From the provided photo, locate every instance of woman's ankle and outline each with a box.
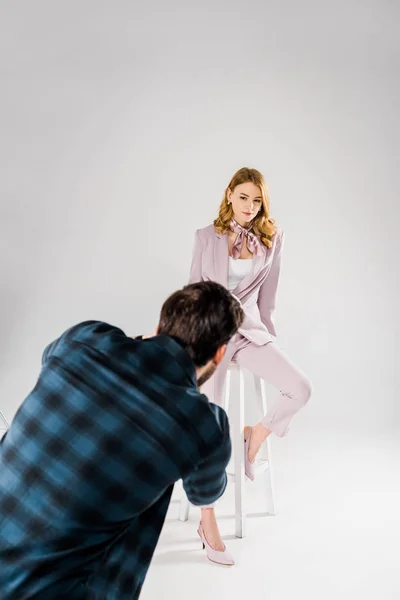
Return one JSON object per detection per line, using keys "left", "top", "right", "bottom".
{"left": 201, "top": 507, "right": 215, "bottom": 521}
{"left": 254, "top": 422, "right": 271, "bottom": 440}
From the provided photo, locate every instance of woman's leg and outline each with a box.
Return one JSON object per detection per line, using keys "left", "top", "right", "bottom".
{"left": 237, "top": 341, "right": 313, "bottom": 461}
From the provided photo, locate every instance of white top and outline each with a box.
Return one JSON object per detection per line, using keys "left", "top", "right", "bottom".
{"left": 227, "top": 256, "right": 253, "bottom": 291}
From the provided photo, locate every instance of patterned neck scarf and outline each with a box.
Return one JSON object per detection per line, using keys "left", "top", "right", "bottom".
{"left": 229, "top": 218, "right": 264, "bottom": 259}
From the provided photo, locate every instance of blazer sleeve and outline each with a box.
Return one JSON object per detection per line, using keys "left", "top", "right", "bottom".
{"left": 257, "top": 229, "right": 285, "bottom": 337}
{"left": 188, "top": 229, "right": 204, "bottom": 284}
{"left": 181, "top": 405, "right": 231, "bottom": 506}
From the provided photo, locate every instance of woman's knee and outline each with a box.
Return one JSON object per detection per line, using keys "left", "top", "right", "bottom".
{"left": 285, "top": 373, "right": 312, "bottom": 407}
{"left": 298, "top": 374, "right": 313, "bottom": 406}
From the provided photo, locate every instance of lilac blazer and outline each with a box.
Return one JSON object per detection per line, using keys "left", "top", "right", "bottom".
{"left": 189, "top": 224, "right": 285, "bottom": 346}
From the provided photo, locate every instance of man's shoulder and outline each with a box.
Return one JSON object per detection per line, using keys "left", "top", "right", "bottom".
{"left": 72, "top": 320, "right": 125, "bottom": 337}
{"left": 59, "top": 321, "right": 129, "bottom": 354}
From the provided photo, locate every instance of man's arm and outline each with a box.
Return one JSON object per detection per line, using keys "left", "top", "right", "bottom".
{"left": 182, "top": 406, "right": 231, "bottom": 506}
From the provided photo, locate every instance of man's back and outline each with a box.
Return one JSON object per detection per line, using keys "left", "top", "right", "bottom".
{"left": 0, "top": 321, "right": 230, "bottom": 599}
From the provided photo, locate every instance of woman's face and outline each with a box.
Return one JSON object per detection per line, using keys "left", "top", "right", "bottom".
{"left": 227, "top": 182, "right": 263, "bottom": 227}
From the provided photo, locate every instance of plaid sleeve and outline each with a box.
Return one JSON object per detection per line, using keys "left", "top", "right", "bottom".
{"left": 41, "top": 321, "right": 108, "bottom": 366}
{"left": 41, "top": 325, "right": 76, "bottom": 365}
{"left": 182, "top": 406, "right": 231, "bottom": 506}
{"left": 41, "top": 335, "right": 63, "bottom": 366}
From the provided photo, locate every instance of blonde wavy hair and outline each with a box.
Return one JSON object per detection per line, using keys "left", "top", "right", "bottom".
{"left": 213, "top": 167, "right": 277, "bottom": 248}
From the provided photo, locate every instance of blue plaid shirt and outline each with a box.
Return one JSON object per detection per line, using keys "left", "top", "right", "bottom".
{"left": 0, "top": 321, "right": 231, "bottom": 599}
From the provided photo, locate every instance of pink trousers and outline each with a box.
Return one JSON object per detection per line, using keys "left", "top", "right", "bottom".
{"left": 201, "top": 334, "right": 312, "bottom": 438}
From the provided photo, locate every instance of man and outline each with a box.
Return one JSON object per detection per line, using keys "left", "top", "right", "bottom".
{"left": 0, "top": 281, "right": 244, "bottom": 599}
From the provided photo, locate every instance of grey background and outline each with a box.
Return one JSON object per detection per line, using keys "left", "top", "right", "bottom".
{"left": 0, "top": 0, "right": 399, "bottom": 438}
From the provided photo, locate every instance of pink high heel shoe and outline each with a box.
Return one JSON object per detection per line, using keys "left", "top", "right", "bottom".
{"left": 197, "top": 522, "right": 234, "bottom": 566}
{"left": 244, "top": 426, "right": 256, "bottom": 481}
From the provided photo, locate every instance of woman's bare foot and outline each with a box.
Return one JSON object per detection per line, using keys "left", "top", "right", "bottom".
{"left": 244, "top": 423, "right": 271, "bottom": 464}
{"left": 200, "top": 508, "right": 225, "bottom": 551}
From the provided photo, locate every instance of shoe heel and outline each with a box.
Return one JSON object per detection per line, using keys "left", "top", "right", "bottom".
{"left": 197, "top": 529, "right": 205, "bottom": 549}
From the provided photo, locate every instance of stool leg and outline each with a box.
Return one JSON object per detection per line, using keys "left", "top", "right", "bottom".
{"left": 253, "top": 375, "right": 276, "bottom": 516}
{"left": 253, "top": 374, "right": 267, "bottom": 461}
{"left": 264, "top": 437, "right": 276, "bottom": 516}
{"left": 178, "top": 490, "right": 190, "bottom": 522}
{"left": 223, "top": 368, "right": 231, "bottom": 413}
{"left": 232, "top": 366, "right": 246, "bottom": 538}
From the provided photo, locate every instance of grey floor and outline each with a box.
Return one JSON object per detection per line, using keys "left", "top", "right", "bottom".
{"left": 142, "top": 430, "right": 399, "bottom": 600}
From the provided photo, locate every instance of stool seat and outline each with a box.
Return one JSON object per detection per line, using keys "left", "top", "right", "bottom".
{"left": 178, "top": 362, "right": 276, "bottom": 538}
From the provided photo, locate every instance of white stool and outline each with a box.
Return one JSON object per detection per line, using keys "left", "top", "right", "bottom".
{"left": 178, "top": 362, "right": 276, "bottom": 538}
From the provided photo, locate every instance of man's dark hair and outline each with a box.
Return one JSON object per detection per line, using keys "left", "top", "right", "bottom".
{"left": 158, "top": 281, "right": 245, "bottom": 367}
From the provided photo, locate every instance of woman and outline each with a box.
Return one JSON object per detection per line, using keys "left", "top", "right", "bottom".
{"left": 189, "top": 167, "right": 312, "bottom": 565}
